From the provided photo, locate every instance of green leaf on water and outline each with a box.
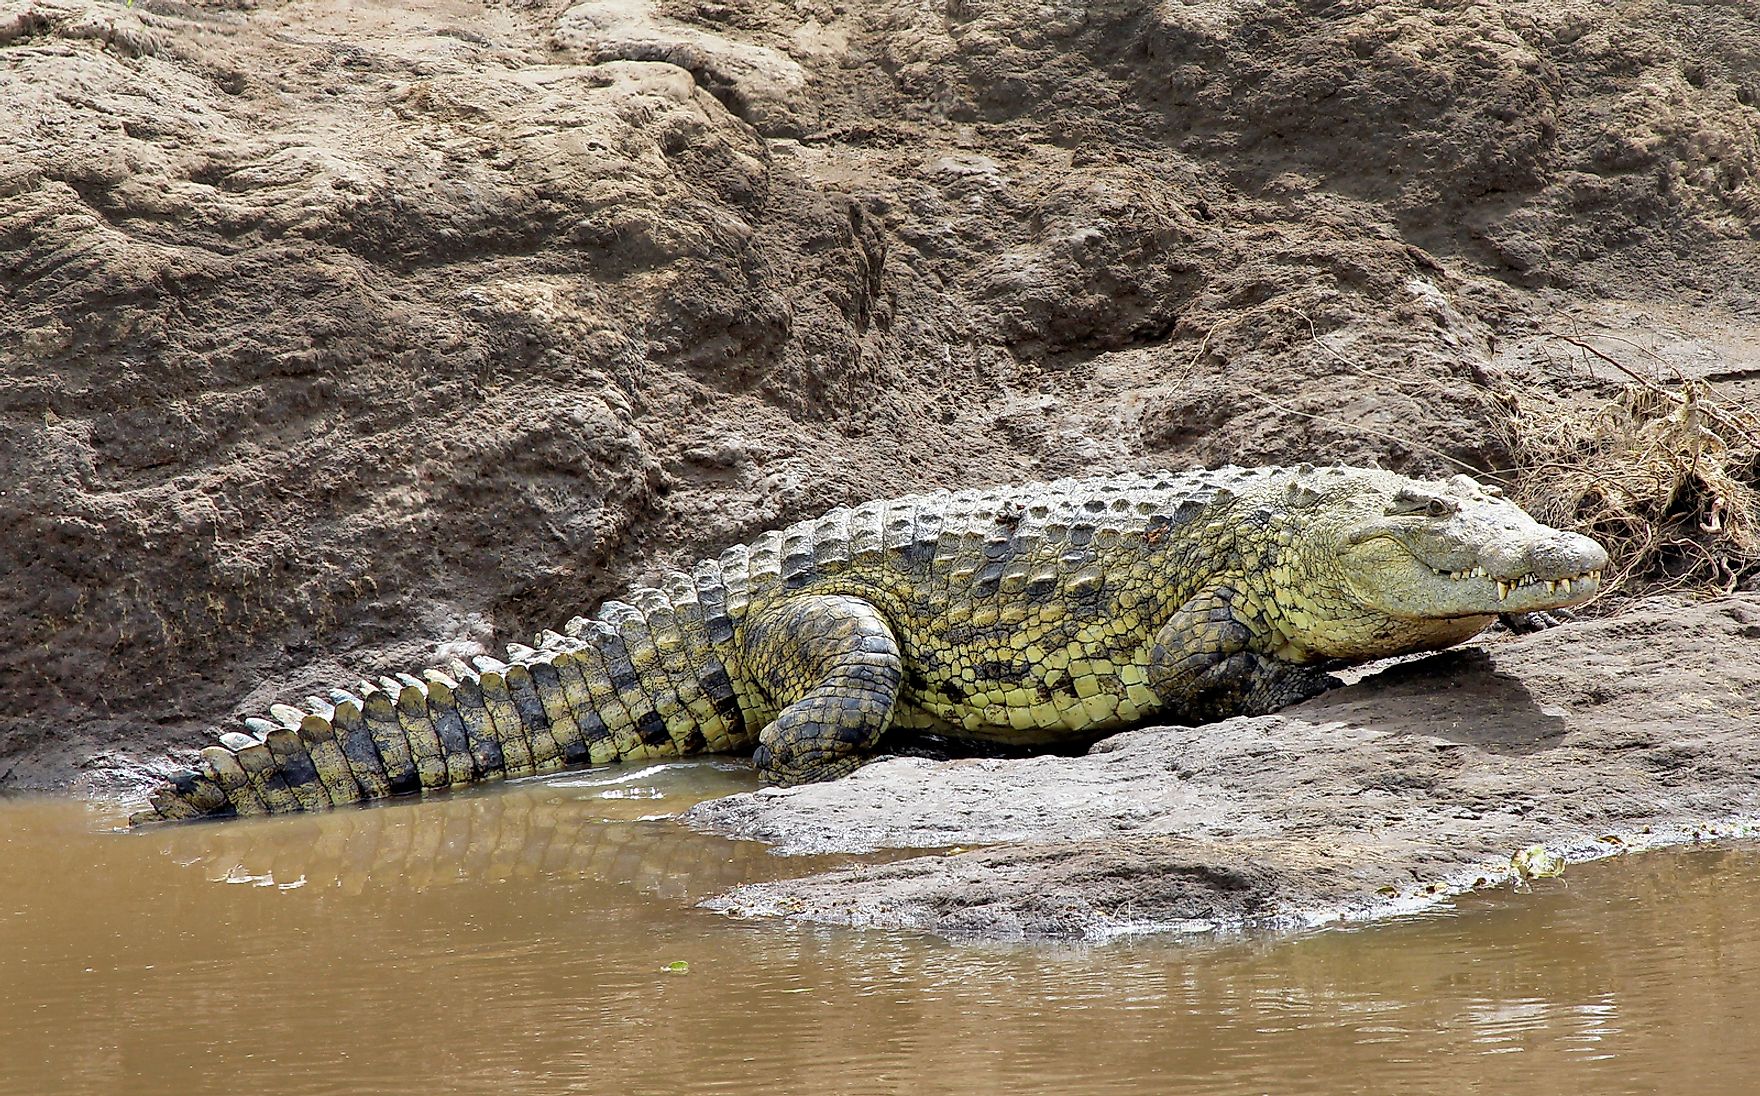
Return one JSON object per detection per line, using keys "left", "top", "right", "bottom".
{"left": 662, "top": 960, "right": 689, "bottom": 974}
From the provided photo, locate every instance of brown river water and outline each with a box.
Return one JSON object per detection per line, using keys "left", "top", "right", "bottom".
{"left": 4, "top": 761, "right": 1758, "bottom": 1095}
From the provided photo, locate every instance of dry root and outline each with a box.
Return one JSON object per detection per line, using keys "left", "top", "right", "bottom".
{"left": 1506, "top": 368, "right": 1760, "bottom": 600}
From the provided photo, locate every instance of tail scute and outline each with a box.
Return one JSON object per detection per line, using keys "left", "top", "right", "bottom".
{"left": 411, "top": 672, "right": 478, "bottom": 786}
{"left": 386, "top": 674, "right": 450, "bottom": 791}
{"left": 439, "top": 670, "right": 507, "bottom": 780}
{"left": 358, "top": 682, "right": 421, "bottom": 794}
{"left": 132, "top": 577, "right": 740, "bottom": 825}
{"left": 199, "top": 745, "right": 266, "bottom": 816}
{"left": 273, "top": 702, "right": 362, "bottom": 806}
{"left": 252, "top": 716, "right": 330, "bottom": 812}
{"left": 471, "top": 657, "right": 539, "bottom": 777}
{"left": 325, "top": 689, "right": 394, "bottom": 799}
{"left": 220, "top": 729, "right": 302, "bottom": 815}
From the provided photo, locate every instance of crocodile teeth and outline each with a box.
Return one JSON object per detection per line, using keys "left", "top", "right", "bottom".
{"left": 1474, "top": 566, "right": 1486, "bottom": 578}
{"left": 1559, "top": 577, "right": 1571, "bottom": 595}
{"left": 1497, "top": 580, "right": 1511, "bottom": 601}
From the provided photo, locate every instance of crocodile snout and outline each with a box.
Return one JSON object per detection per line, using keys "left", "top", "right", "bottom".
{"left": 1529, "top": 531, "right": 1609, "bottom": 580}
{"left": 1477, "top": 528, "right": 1607, "bottom": 583}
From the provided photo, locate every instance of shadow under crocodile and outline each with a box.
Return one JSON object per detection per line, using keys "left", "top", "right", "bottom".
{"left": 1316, "top": 647, "right": 1570, "bottom": 756}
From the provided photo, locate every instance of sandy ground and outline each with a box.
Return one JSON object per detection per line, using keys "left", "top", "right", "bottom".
{"left": 4, "top": 0, "right": 1758, "bottom": 934}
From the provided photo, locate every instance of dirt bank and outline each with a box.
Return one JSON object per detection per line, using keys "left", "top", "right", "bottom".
{"left": 692, "top": 595, "right": 1760, "bottom": 938}
{"left": 4, "top": 0, "right": 1758, "bottom": 921}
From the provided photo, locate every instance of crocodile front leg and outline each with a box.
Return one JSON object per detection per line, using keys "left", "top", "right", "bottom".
{"left": 1146, "top": 586, "right": 1337, "bottom": 723}
{"left": 743, "top": 594, "right": 904, "bottom": 786}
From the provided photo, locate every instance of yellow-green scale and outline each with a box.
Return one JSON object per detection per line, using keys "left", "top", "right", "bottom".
{"left": 755, "top": 479, "right": 1253, "bottom": 748}
{"left": 656, "top": 575, "right": 740, "bottom": 753}
{"left": 556, "top": 624, "right": 645, "bottom": 763}
{"left": 689, "top": 563, "right": 753, "bottom": 754}
{"left": 472, "top": 666, "right": 537, "bottom": 777}
{"left": 627, "top": 586, "right": 714, "bottom": 756}
{"left": 715, "top": 543, "right": 779, "bottom": 740}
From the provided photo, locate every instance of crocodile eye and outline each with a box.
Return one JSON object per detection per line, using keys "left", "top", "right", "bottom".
{"left": 1388, "top": 488, "right": 1454, "bottom": 517}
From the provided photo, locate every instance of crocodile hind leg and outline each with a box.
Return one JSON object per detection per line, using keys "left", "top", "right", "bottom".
{"left": 743, "top": 594, "right": 903, "bottom": 786}
{"left": 1147, "top": 586, "right": 1337, "bottom": 723}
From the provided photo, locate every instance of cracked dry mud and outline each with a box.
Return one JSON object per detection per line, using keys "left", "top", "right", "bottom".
{"left": 5, "top": 0, "right": 1759, "bottom": 937}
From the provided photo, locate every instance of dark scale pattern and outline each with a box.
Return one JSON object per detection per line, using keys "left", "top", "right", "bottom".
{"left": 134, "top": 467, "right": 1611, "bottom": 820}
{"left": 446, "top": 674, "right": 507, "bottom": 779}
{"left": 548, "top": 635, "right": 633, "bottom": 763}
{"left": 386, "top": 674, "right": 449, "bottom": 791}
{"left": 507, "top": 643, "right": 581, "bottom": 762}
{"left": 358, "top": 685, "right": 421, "bottom": 794}
{"left": 501, "top": 664, "right": 565, "bottom": 771}
{"left": 217, "top": 730, "right": 296, "bottom": 813}
{"left": 595, "top": 602, "right": 683, "bottom": 758}
{"left": 327, "top": 690, "right": 393, "bottom": 798}
{"left": 419, "top": 674, "right": 479, "bottom": 785}
{"left": 687, "top": 564, "right": 748, "bottom": 750}
{"left": 284, "top": 703, "right": 360, "bottom": 806}
{"left": 693, "top": 562, "right": 737, "bottom": 645}
{"left": 654, "top": 575, "right": 741, "bottom": 752}
{"left": 626, "top": 586, "right": 712, "bottom": 755}
{"left": 256, "top": 719, "right": 329, "bottom": 809}
{"left": 551, "top": 651, "right": 615, "bottom": 761}
{"left": 198, "top": 746, "right": 264, "bottom": 816}
{"left": 471, "top": 661, "right": 539, "bottom": 776}
{"left": 525, "top": 661, "right": 592, "bottom": 765}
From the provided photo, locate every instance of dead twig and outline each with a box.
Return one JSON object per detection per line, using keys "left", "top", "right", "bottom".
{"left": 1503, "top": 338, "right": 1760, "bottom": 601}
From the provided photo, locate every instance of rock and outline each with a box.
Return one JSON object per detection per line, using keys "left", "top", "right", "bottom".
{"left": 552, "top": 1, "right": 811, "bottom": 137}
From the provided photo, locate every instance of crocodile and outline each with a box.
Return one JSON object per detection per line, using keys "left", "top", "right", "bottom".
{"left": 131, "top": 464, "right": 1608, "bottom": 824}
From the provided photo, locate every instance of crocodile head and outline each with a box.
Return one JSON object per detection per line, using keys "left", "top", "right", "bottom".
{"left": 1280, "top": 467, "right": 1608, "bottom": 660}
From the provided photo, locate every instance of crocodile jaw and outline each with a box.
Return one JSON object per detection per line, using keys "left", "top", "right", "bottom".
{"left": 1333, "top": 480, "right": 1610, "bottom": 621}
{"left": 1400, "top": 552, "right": 1612, "bottom": 612}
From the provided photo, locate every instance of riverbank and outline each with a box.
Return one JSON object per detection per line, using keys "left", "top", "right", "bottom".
{"left": 5, "top": 0, "right": 1758, "bottom": 937}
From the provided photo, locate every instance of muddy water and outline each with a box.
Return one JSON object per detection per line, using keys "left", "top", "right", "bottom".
{"left": 4, "top": 763, "right": 1759, "bottom": 1096}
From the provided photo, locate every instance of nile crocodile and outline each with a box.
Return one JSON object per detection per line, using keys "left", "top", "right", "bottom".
{"left": 131, "top": 465, "right": 1608, "bottom": 823}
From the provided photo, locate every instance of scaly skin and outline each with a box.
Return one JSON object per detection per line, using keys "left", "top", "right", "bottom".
{"left": 132, "top": 465, "right": 1608, "bottom": 823}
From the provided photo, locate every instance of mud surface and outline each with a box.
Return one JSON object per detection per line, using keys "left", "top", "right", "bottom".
{"left": 4, "top": 0, "right": 1758, "bottom": 930}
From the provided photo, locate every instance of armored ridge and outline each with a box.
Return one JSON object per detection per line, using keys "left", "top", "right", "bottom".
{"left": 131, "top": 465, "right": 1609, "bottom": 824}
{"left": 133, "top": 564, "right": 759, "bottom": 823}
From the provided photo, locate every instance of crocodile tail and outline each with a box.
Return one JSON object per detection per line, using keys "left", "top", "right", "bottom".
{"left": 129, "top": 567, "right": 751, "bottom": 824}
